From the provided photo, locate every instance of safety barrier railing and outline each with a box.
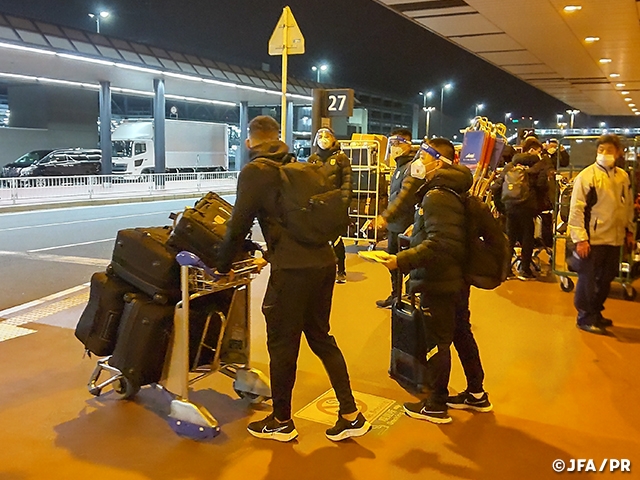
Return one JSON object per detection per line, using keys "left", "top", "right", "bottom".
{"left": 0, "top": 171, "right": 239, "bottom": 207}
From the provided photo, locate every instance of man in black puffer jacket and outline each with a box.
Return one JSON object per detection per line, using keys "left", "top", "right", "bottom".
{"left": 491, "top": 137, "right": 548, "bottom": 280}
{"left": 217, "top": 116, "right": 370, "bottom": 442}
{"left": 375, "top": 128, "right": 416, "bottom": 308}
{"left": 308, "top": 127, "right": 352, "bottom": 284}
{"left": 382, "top": 138, "right": 492, "bottom": 424}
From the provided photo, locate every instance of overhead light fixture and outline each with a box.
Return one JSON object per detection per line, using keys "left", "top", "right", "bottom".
{"left": 636, "top": 112, "right": 640, "bottom": 115}
{"left": 625, "top": 98, "right": 632, "bottom": 101}
{"left": 629, "top": 103, "right": 636, "bottom": 107}
{"left": 599, "top": 58, "right": 612, "bottom": 63}
{"left": 585, "top": 36, "right": 600, "bottom": 43}
{"left": 616, "top": 83, "right": 626, "bottom": 87}
{"left": 563, "top": 5, "right": 582, "bottom": 12}
{"left": 621, "top": 91, "right": 630, "bottom": 95}
{"left": 609, "top": 73, "right": 620, "bottom": 78}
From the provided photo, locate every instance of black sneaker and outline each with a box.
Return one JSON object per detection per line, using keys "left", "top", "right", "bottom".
{"left": 596, "top": 313, "right": 613, "bottom": 327}
{"left": 376, "top": 295, "right": 394, "bottom": 308}
{"left": 247, "top": 414, "right": 298, "bottom": 442}
{"left": 577, "top": 323, "right": 608, "bottom": 335}
{"left": 325, "top": 412, "right": 371, "bottom": 441}
{"left": 336, "top": 272, "right": 347, "bottom": 284}
{"left": 446, "top": 390, "right": 493, "bottom": 412}
{"left": 403, "top": 400, "right": 452, "bottom": 424}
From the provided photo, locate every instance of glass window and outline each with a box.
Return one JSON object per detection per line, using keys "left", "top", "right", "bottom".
{"left": 112, "top": 141, "right": 133, "bottom": 158}
{"left": 134, "top": 143, "right": 146, "bottom": 155}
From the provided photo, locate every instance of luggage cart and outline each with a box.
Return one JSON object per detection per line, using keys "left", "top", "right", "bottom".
{"left": 551, "top": 135, "right": 639, "bottom": 300}
{"left": 86, "top": 253, "right": 270, "bottom": 440}
{"left": 340, "top": 139, "right": 389, "bottom": 250}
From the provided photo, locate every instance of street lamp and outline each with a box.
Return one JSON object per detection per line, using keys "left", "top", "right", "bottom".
{"left": 475, "top": 103, "right": 484, "bottom": 116}
{"left": 88, "top": 11, "right": 110, "bottom": 33}
{"left": 566, "top": 109, "right": 580, "bottom": 129}
{"left": 419, "top": 90, "right": 433, "bottom": 108}
{"left": 423, "top": 106, "right": 435, "bottom": 139}
{"left": 440, "top": 83, "right": 452, "bottom": 136}
{"left": 311, "top": 64, "right": 328, "bottom": 83}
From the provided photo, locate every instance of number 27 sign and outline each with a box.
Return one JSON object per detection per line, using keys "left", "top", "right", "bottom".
{"left": 324, "top": 89, "right": 354, "bottom": 117}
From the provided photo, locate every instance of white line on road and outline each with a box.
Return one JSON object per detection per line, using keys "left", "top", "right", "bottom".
{"left": 0, "top": 283, "right": 89, "bottom": 318}
{"left": 27, "top": 238, "right": 114, "bottom": 252}
{"left": 0, "top": 250, "right": 110, "bottom": 267}
{"left": 0, "top": 210, "right": 173, "bottom": 232}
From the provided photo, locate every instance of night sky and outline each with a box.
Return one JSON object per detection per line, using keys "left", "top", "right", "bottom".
{"left": 0, "top": 0, "right": 631, "bottom": 130}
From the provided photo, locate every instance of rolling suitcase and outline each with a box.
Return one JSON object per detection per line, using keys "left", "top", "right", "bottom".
{"left": 167, "top": 192, "right": 232, "bottom": 268}
{"left": 109, "top": 293, "right": 175, "bottom": 388}
{"left": 389, "top": 271, "right": 429, "bottom": 392}
{"left": 75, "top": 271, "right": 136, "bottom": 356}
{"left": 110, "top": 226, "right": 180, "bottom": 304}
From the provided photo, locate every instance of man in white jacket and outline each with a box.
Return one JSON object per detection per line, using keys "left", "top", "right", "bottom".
{"left": 568, "top": 134, "right": 636, "bottom": 334}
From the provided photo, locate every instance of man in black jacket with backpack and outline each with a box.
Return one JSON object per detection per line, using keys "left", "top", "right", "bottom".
{"left": 381, "top": 138, "right": 493, "bottom": 424}
{"left": 492, "top": 137, "right": 549, "bottom": 280}
{"left": 216, "top": 116, "right": 370, "bottom": 442}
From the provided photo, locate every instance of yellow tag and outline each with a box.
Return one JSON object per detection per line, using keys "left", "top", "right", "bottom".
{"left": 330, "top": 158, "right": 336, "bottom": 166}
{"left": 418, "top": 208, "right": 423, "bottom": 216}
{"left": 214, "top": 215, "right": 226, "bottom": 224}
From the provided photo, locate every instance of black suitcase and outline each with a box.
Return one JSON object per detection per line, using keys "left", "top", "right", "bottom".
{"left": 75, "top": 271, "right": 136, "bottom": 356}
{"left": 109, "top": 293, "right": 175, "bottom": 387}
{"left": 110, "top": 226, "right": 180, "bottom": 304}
{"left": 390, "top": 296, "right": 429, "bottom": 392}
{"left": 168, "top": 192, "right": 232, "bottom": 268}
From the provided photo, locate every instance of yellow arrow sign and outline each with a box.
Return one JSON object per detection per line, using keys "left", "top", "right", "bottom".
{"left": 268, "top": 6, "right": 305, "bottom": 56}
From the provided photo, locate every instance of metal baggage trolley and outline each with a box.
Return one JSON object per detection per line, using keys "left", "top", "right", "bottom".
{"left": 86, "top": 252, "right": 271, "bottom": 440}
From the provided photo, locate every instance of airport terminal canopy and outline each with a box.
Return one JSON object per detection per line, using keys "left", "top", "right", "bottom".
{"left": 0, "top": 13, "right": 314, "bottom": 107}
{"left": 376, "top": 0, "right": 640, "bottom": 117}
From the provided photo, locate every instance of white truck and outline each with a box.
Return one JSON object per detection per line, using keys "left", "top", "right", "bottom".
{"left": 111, "top": 120, "right": 228, "bottom": 175}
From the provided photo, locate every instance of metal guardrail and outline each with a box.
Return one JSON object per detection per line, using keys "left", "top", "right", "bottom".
{"left": 0, "top": 171, "right": 239, "bottom": 207}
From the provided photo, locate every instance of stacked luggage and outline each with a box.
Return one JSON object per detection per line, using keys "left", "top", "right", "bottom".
{"left": 75, "top": 192, "right": 253, "bottom": 393}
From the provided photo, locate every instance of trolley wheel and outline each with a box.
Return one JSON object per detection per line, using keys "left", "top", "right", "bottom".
{"left": 234, "top": 388, "right": 266, "bottom": 404}
{"left": 113, "top": 376, "right": 140, "bottom": 400}
{"left": 622, "top": 285, "right": 637, "bottom": 301}
{"left": 559, "top": 276, "right": 574, "bottom": 293}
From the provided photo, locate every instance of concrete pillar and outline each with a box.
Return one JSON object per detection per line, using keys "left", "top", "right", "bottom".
{"left": 153, "top": 78, "right": 166, "bottom": 174}
{"left": 239, "top": 101, "right": 249, "bottom": 169}
{"left": 99, "top": 81, "right": 112, "bottom": 175}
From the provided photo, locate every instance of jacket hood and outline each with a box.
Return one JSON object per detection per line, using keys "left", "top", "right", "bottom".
{"left": 512, "top": 153, "right": 540, "bottom": 167}
{"left": 426, "top": 164, "right": 473, "bottom": 194}
{"left": 249, "top": 140, "right": 291, "bottom": 163}
{"left": 395, "top": 154, "right": 414, "bottom": 168}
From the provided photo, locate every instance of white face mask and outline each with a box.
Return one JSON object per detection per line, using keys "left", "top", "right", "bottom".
{"left": 317, "top": 138, "right": 333, "bottom": 150}
{"left": 390, "top": 146, "right": 406, "bottom": 159}
{"left": 596, "top": 153, "right": 616, "bottom": 169}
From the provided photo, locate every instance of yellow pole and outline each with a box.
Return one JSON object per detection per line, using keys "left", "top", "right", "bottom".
{"left": 280, "top": 8, "right": 288, "bottom": 139}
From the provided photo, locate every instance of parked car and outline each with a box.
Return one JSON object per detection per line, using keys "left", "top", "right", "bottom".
{"left": 1, "top": 149, "right": 54, "bottom": 177}
{"left": 4, "top": 149, "right": 102, "bottom": 178}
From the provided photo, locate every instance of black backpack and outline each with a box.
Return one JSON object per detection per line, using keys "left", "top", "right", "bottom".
{"left": 501, "top": 164, "right": 531, "bottom": 205}
{"left": 436, "top": 187, "right": 510, "bottom": 289}
{"left": 257, "top": 158, "right": 350, "bottom": 246}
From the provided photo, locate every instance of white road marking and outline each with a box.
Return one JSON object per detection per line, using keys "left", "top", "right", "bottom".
{"left": 27, "top": 238, "right": 114, "bottom": 252}
{"left": 0, "top": 283, "right": 88, "bottom": 318}
{"left": 0, "top": 210, "right": 173, "bottom": 232}
{"left": 0, "top": 250, "right": 109, "bottom": 267}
